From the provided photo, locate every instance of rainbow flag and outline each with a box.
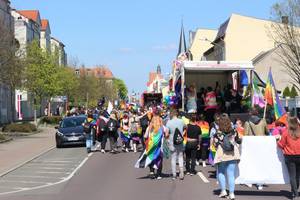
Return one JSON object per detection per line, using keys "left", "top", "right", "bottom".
{"left": 208, "top": 144, "right": 216, "bottom": 165}
{"left": 197, "top": 121, "right": 210, "bottom": 139}
{"left": 120, "top": 131, "right": 131, "bottom": 143}
{"left": 265, "top": 69, "right": 286, "bottom": 119}
{"left": 135, "top": 128, "right": 163, "bottom": 169}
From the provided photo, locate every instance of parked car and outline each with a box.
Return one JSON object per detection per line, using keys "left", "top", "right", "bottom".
{"left": 55, "top": 116, "right": 86, "bottom": 148}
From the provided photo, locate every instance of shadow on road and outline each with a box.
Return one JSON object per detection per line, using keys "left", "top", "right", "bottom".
{"left": 213, "top": 189, "right": 291, "bottom": 199}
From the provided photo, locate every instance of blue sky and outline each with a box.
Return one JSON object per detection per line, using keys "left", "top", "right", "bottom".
{"left": 11, "top": 0, "right": 277, "bottom": 93}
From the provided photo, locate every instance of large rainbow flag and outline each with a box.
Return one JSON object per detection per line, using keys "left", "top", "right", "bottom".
{"left": 135, "top": 128, "right": 163, "bottom": 169}
{"left": 264, "top": 69, "right": 286, "bottom": 120}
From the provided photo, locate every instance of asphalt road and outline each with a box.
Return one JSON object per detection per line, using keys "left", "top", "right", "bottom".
{"left": 0, "top": 146, "right": 292, "bottom": 200}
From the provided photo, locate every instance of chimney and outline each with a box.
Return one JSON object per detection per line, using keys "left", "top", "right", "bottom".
{"left": 282, "top": 16, "right": 289, "bottom": 24}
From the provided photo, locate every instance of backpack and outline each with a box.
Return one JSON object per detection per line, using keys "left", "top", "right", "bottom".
{"left": 130, "top": 117, "right": 139, "bottom": 133}
{"left": 220, "top": 133, "right": 234, "bottom": 152}
{"left": 98, "top": 118, "right": 107, "bottom": 133}
{"left": 140, "top": 116, "right": 149, "bottom": 130}
{"left": 173, "top": 128, "right": 184, "bottom": 145}
{"left": 108, "top": 119, "right": 117, "bottom": 132}
{"left": 83, "top": 119, "right": 92, "bottom": 134}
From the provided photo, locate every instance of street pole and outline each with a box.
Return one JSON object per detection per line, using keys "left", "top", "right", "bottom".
{"left": 86, "top": 92, "right": 89, "bottom": 109}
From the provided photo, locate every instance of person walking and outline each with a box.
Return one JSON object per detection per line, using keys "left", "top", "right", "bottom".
{"left": 277, "top": 116, "right": 300, "bottom": 200}
{"left": 243, "top": 108, "right": 268, "bottom": 190}
{"left": 166, "top": 108, "right": 185, "bottom": 180}
{"left": 120, "top": 113, "right": 131, "bottom": 152}
{"left": 107, "top": 112, "right": 120, "bottom": 153}
{"left": 129, "top": 111, "right": 141, "bottom": 153}
{"left": 213, "top": 114, "right": 241, "bottom": 200}
{"left": 83, "top": 112, "right": 97, "bottom": 153}
{"left": 135, "top": 114, "right": 169, "bottom": 180}
{"left": 97, "top": 111, "right": 109, "bottom": 153}
{"left": 185, "top": 113, "right": 202, "bottom": 175}
{"left": 196, "top": 114, "right": 209, "bottom": 167}
{"left": 140, "top": 111, "right": 152, "bottom": 149}
{"left": 244, "top": 108, "right": 269, "bottom": 136}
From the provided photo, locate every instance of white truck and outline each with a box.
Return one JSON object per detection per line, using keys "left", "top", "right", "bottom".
{"left": 175, "top": 61, "right": 254, "bottom": 112}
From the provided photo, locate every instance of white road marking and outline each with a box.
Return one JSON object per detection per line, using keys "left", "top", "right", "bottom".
{"left": 197, "top": 172, "right": 210, "bottom": 183}
{"left": 0, "top": 146, "right": 55, "bottom": 178}
{"left": 23, "top": 167, "right": 70, "bottom": 170}
{"left": 0, "top": 186, "right": 23, "bottom": 190}
{"left": 0, "top": 153, "right": 92, "bottom": 195}
{"left": 0, "top": 180, "right": 50, "bottom": 184}
{"left": 7, "top": 175, "right": 63, "bottom": 179}
{"left": 35, "top": 171, "right": 70, "bottom": 174}
{"left": 38, "top": 161, "right": 74, "bottom": 163}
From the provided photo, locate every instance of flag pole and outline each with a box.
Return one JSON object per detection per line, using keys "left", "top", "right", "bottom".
{"left": 263, "top": 101, "right": 267, "bottom": 119}
{"left": 263, "top": 67, "right": 271, "bottom": 119}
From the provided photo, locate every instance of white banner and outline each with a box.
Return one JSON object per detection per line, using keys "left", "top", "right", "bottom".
{"left": 235, "top": 136, "right": 290, "bottom": 184}
{"left": 107, "top": 101, "right": 113, "bottom": 115}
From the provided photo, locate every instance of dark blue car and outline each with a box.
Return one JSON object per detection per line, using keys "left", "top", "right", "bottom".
{"left": 55, "top": 116, "right": 87, "bottom": 148}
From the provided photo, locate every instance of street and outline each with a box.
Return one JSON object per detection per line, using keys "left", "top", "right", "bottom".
{"left": 0, "top": 146, "right": 291, "bottom": 200}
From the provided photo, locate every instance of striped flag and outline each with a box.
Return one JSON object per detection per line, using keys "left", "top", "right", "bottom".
{"left": 252, "top": 72, "right": 265, "bottom": 108}
{"left": 264, "top": 69, "right": 286, "bottom": 120}
{"left": 135, "top": 128, "right": 163, "bottom": 169}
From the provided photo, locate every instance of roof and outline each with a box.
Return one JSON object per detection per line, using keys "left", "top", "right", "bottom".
{"left": 41, "top": 19, "right": 50, "bottom": 32}
{"left": 214, "top": 18, "right": 229, "bottom": 43}
{"left": 51, "top": 37, "right": 65, "bottom": 47}
{"left": 77, "top": 66, "right": 114, "bottom": 79}
{"left": 17, "top": 10, "right": 40, "bottom": 23}
{"left": 147, "top": 72, "right": 163, "bottom": 86}
{"left": 177, "top": 23, "right": 187, "bottom": 57}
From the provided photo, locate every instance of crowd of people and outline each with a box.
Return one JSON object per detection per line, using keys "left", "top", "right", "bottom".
{"left": 185, "top": 83, "right": 246, "bottom": 124}
{"left": 80, "top": 104, "right": 300, "bottom": 200}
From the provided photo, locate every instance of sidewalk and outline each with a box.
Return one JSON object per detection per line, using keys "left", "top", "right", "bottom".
{"left": 0, "top": 127, "right": 55, "bottom": 176}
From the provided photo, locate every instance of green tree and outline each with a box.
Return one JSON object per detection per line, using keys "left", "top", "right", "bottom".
{"left": 58, "top": 67, "right": 79, "bottom": 109}
{"left": 283, "top": 86, "right": 291, "bottom": 97}
{"left": 270, "top": 0, "right": 300, "bottom": 91}
{"left": 113, "top": 78, "right": 128, "bottom": 100}
{"left": 24, "top": 40, "right": 62, "bottom": 120}
{"left": 290, "top": 85, "right": 298, "bottom": 98}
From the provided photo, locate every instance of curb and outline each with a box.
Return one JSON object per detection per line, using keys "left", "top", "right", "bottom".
{"left": 0, "top": 146, "right": 55, "bottom": 178}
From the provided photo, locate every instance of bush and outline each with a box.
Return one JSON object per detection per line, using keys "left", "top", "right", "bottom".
{"left": 2, "top": 122, "right": 37, "bottom": 133}
{"left": 283, "top": 86, "right": 290, "bottom": 98}
{"left": 40, "top": 116, "right": 62, "bottom": 125}
{"left": 290, "top": 86, "right": 298, "bottom": 98}
{"left": 0, "top": 134, "right": 6, "bottom": 141}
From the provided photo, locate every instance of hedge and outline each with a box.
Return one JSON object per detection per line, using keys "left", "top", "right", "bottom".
{"left": 40, "top": 116, "right": 63, "bottom": 125}
{"left": 0, "top": 134, "right": 6, "bottom": 141}
{"left": 2, "top": 122, "right": 37, "bottom": 133}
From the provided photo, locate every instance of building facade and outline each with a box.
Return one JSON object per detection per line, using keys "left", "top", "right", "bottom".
{"left": 189, "top": 28, "right": 217, "bottom": 61}
{"left": 40, "top": 19, "right": 51, "bottom": 52}
{"left": 74, "top": 66, "right": 114, "bottom": 79}
{"left": 51, "top": 37, "right": 67, "bottom": 66}
{"left": 11, "top": 10, "right": 41, "bottom": 55}
{"left": 0, "top": 0, "right": 14, "bottom": 124}
{"left": 189, "top": 13, "right": 298, "bottom": 91}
